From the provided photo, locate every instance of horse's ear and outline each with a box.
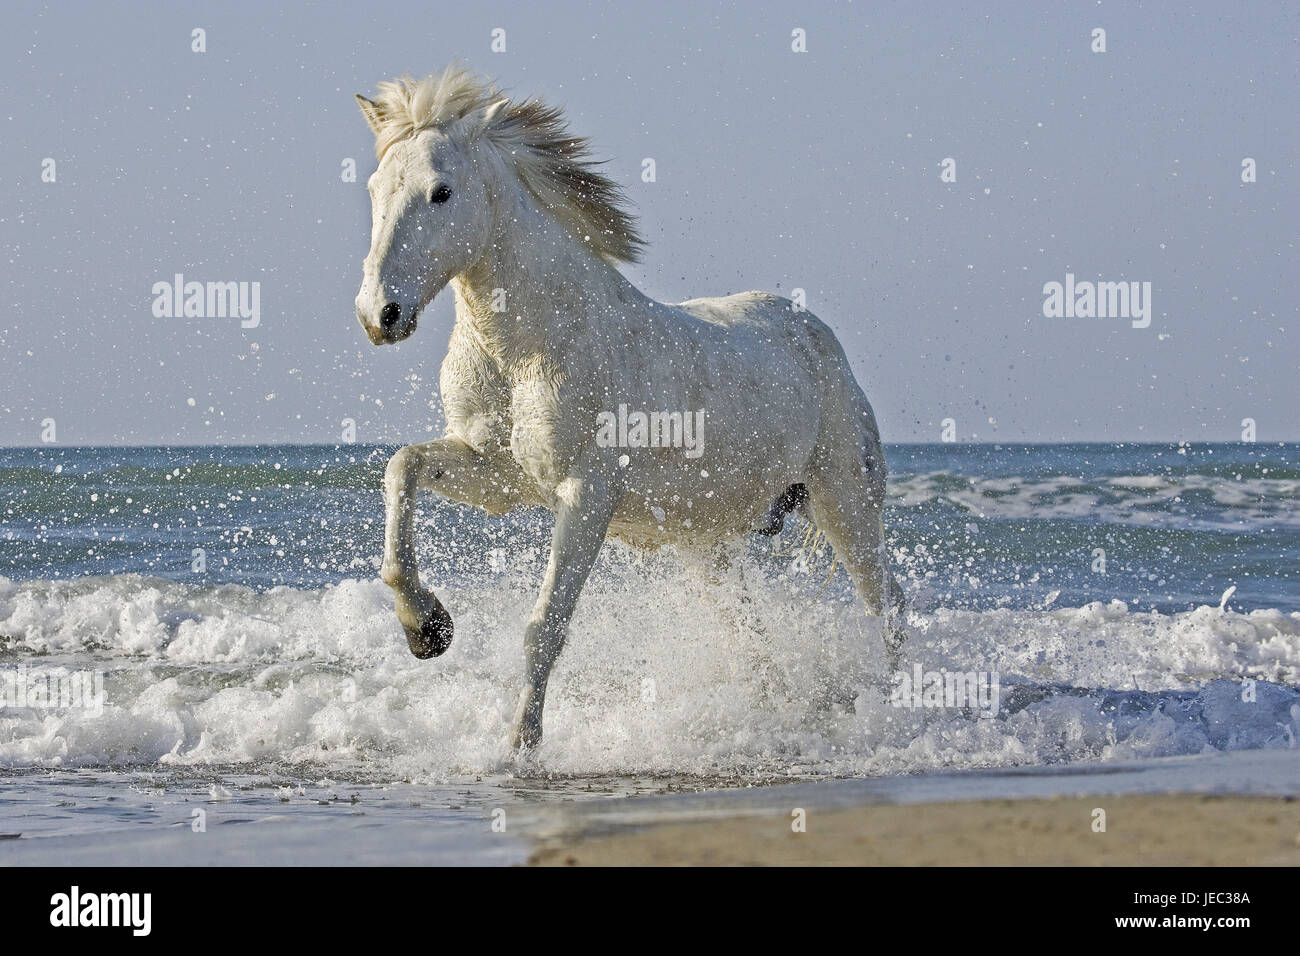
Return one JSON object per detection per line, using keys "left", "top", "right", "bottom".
{"left": 355, "top": 94, "right": 385, "bottom": 135}
{"left": 466, "top": 97, "right": 510, "bottom": 140}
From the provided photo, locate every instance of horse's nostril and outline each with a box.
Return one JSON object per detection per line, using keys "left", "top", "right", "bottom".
{"left": 379, "top": 302, "right": 401, "bottom": 331}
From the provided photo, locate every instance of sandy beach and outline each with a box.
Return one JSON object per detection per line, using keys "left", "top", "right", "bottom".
{"left": 529, "top": 793, "right": 1300, "bottom": 866}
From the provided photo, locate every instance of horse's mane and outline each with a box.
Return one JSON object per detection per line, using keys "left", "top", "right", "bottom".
{"left": 362, "top": 65, "right": 645, "bottom": 265}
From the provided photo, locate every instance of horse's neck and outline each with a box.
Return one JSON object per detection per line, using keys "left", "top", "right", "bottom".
{"left": 450, "top": 194, "right": 644, "bottom": 368}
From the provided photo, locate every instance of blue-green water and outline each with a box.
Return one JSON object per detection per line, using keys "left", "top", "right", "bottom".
{"left": 2, "top": 442, "right": 1295, "bottom": 613}
{"left": 1, "top": 442, "right": 1297, "bottom": 781}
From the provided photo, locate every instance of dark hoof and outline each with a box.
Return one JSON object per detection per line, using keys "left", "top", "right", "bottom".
{"left": 404, "top": 604, "right": 453, "bottom": 659}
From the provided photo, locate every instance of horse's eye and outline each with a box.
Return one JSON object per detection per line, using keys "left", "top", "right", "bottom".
{"left": 429, "top": 184, "right": 452, "bottom": 205}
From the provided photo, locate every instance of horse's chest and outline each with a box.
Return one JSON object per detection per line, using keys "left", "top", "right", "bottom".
{"left": 439, "top": 345, "right": 514, "bottom": 452}
{"left": 506, "top": 377, "right": 569, "bottom": 492}
{"left": 442, "top": 349, "right": 569, "bottom": 489}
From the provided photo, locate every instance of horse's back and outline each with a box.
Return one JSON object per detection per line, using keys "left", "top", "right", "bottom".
{"left": 676, "top": 290, "right": 881, "bottom": 455}
{"left": 675, "top": 289, "right": 811, "bottom": 332}
{"left": 675, "top": 290, "right": 850, "bottom": 370}
{"left": 674, "top": 290, "right": 864, "bottom": 410}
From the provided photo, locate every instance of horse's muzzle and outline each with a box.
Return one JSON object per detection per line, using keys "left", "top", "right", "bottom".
{"left": 356, "top": 297, "right": 417, "bottom": 345}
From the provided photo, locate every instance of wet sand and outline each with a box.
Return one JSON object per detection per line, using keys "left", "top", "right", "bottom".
{"left": 529, "top": 794, "right": 1300, "bottom": 866}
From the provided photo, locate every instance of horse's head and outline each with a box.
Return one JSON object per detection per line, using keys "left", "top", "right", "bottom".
{"left": 353, "top": 67, "right": 644, "bottom": 346}
{"left": 353, "top": 75, "right": 506, "bottom": 345}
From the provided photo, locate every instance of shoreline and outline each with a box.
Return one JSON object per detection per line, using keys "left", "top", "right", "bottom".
{"left": 2, "top": 751, "right": 1298, "bottom": 866}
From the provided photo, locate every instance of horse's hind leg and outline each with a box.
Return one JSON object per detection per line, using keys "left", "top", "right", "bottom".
{"left": 805, "top": 448, "right": 907, "bottom": 668}
{"left": 693, "top": 541, "right": 767, "bottom": 640}
{"left": 381, "top": 437, "right": 528, "bottom": 659}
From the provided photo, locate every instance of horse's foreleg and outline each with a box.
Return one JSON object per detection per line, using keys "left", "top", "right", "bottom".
{"left": 509, "top": 474, "right": 617, "bottom": 750}
{"left": 380, "top": 438, "right": 527, "bottom": 659}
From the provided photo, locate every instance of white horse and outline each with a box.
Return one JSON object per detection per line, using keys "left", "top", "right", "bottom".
{"left": 354, "top": 66, "right": 905, "bottom": 749}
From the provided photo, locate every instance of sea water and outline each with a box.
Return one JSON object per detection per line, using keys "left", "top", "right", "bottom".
{"left": 1, "top": 443, "right": 1297, "bottom": 861}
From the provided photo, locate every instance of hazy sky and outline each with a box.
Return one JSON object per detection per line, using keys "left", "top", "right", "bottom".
{"left": 1, "top": 0, "right": 1295, "bottom": 445}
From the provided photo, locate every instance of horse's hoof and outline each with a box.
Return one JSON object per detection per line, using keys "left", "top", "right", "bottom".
{"left": 404, "top": 604, "right": 454, "bottom": 659}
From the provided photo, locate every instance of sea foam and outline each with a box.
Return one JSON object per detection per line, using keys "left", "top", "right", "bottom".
{"left": 1, "top": 550, "right": 1297, "bottom": 779}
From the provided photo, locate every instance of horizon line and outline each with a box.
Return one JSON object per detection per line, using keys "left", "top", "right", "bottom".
{"left": 0, "top": 439, "right": 1295, "bottom": 451}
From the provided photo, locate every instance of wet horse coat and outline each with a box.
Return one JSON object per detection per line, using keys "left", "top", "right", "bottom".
{"left": 353, "top": 67, "right": 904, "bottom": 749}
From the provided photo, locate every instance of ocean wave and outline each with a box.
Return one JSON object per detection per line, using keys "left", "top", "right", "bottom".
{"left": 889, "top": 471, "right": 1300, "bottom": 530}
{"left": 1, "top": 554, "right": 1296, "bottom": 777}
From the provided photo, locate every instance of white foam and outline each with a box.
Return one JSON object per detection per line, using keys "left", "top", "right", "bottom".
{"left": 888, "top": 471, "right": 1300, "bottom": 530}
{"left": 1, "top": 555, "right": 1297, "bottom": 777}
